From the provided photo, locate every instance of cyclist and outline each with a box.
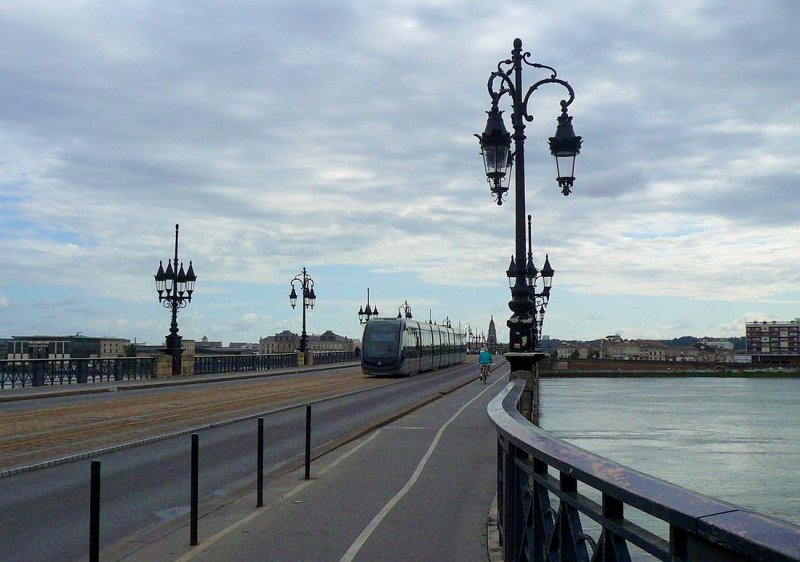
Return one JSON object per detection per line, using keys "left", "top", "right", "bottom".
{"left": 478, "top": 348, "right": 492, "bottom": 383}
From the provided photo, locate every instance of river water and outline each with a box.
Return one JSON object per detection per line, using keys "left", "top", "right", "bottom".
{"left": 538, "top": 377, "right": 800, "bottom": 530}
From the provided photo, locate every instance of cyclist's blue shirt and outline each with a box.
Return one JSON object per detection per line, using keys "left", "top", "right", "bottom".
{"left": 479, "top": 351, "right": 492, "bottom": 365}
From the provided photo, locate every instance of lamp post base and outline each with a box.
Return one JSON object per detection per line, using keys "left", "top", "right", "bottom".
{"left": 504, "top": 351, "right": 547, "bottom": 423}
{"left": 165, "top": 334, "right": 183, "bottom": 377}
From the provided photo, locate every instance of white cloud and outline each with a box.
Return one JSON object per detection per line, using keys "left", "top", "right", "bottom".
{"left": 1, "top": 1, "right": 799, "bottom": 342}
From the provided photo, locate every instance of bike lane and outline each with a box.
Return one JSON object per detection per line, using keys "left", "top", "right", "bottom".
{"left": 113, "top": 365, "right": 507, "bottom": 562}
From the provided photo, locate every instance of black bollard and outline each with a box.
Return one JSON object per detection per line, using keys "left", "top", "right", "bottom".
{"left": 190, "top": 433, "right": 199, "bottom": 546}
{"left": 257, "top": 417, "right": 264, "bottom": 507}
{"left": 90, "top": 461, "right": 101, "bottom": 562}
{"left": 305, "top": 404, "right": 312, "bottom": 480}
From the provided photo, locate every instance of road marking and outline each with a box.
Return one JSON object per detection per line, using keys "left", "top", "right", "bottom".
{"left": 174, "top": 429, "right": 382, "bottom": 562}
{"left": 339, "top": 372, "right": 507, "bottom": 562}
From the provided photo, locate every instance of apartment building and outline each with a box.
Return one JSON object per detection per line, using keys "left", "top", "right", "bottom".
{"left": 746, "top": 320, "right": 800, "bottom": 355}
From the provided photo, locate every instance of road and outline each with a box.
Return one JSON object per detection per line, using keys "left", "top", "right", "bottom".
{"left": 0, "top": 362, "right": 480, "bottom": 562}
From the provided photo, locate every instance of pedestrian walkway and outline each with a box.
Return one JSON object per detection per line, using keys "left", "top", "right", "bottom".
{"left": 105, "top": 366, "right": 509, "bottom": 562}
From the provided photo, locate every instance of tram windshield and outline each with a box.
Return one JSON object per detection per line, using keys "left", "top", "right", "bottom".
{"left": 362, "top": 321, "right": 401, "bottom": 360}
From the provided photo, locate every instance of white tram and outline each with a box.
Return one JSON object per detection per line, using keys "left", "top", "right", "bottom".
{"left": 360, "top": 318, "right": 466, "bottom": 376}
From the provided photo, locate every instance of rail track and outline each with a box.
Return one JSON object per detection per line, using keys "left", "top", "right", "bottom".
{"left": 0, "top": 368, "right": 398, "bottom": 470}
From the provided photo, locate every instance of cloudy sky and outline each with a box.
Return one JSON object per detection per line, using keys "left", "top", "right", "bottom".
{"left": 1, "top": 0, "right": 798, "bottom": 346}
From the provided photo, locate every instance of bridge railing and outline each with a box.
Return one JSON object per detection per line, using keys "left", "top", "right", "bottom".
{"left": 488, "top": 378, "right": 800, "bottom": 562}
{"left": 312, "top": 351, "right": 358, "bottom": 365}
{"left": 0, "top": 358, "right": 155, "bottom": 389}
{"left": 193, "top": 353, "right": 298, "bottom": 375}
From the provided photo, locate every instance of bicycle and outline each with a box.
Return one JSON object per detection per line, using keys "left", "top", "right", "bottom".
{"left": 480, "top": 363, "right": 490, "bottom": 384}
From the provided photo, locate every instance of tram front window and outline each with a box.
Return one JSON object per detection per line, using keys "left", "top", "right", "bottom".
{"left": 363, "top": 322, "right": 400, "bottom": 360}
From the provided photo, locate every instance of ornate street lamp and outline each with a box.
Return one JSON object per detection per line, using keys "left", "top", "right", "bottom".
{"left": 476, "top": 38, "right": 581, "bottom": 376}
{"left": 289, "top": 267, "right": 316, "bottom": 354}
{"left": 154, "top": 224, "right": 197, "bottom": 377}
{"left": 397, "top": 300, "right": 413, "bottom": 319}
{"left": 524, "top": 215, "right": 554, "bottom": 347}
{"left": 358, "top": 288, "right": 379, "bottom": 324}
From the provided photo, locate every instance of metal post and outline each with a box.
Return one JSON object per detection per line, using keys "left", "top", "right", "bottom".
{"left": 257, "top": 417, "right": 264, "bottom": 507}
{"left": 304, "top": 404, "right": 312, "bottom": 480}
{"left": 300, "top": 269, "right": 308, "bottom": 355}
{"left": 190, "top": 433, "right": 199, "bottom": 546}
{"left": 89, "top": 461, "right": 101, "bottom": 562}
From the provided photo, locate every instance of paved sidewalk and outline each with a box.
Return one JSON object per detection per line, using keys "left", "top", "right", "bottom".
{"left": 105, "top": 367, "right": 508, "bottom": 562}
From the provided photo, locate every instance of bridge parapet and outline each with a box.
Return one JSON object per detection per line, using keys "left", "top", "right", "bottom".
{"left": 488, "top": 379, "right": 800, "bottom": 561}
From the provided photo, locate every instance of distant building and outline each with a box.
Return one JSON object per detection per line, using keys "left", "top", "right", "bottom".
{"left": 260, "top": 330, "right": 299, "bottom": 354}
{"left": 600, "top": 335, "right": 735, "bottom": 363}
{"left": 7, "top": 335, "right": 130, "bottom": 359}
{"left": 601, "top": 336, "right": 666, "bottom": 360}
{"left": 259, "top": 330, "right": 354, "bottom": 354}
{"left": 746, "top": 320, "right": 800, "bottom": 355}
{"left": 555, "top": 343, "right": 593, "bottom": 360}
{"left": 746, "top": 319, "right": 800, "bottom": 366}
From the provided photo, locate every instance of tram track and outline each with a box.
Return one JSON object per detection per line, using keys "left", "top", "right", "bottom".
{"left": 0, "top": 368, "right": 403, "bottom": 471}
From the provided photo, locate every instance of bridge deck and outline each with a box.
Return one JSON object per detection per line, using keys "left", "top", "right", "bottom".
{"left": 104, "top": 367, "right": 506, "bottom": 562}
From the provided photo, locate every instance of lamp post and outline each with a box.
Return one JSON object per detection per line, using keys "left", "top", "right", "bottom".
{"left": 358, "top": 288, "right": 379, "bottom": 324}
{"left": 477, "top": 38, "right": 580, "bottom": 377}
{"left": 289, "top": 267, "right": 316, "bottom": 354}
{"left": 154, "top": 224, "right": 197, "bottom": 377}
{"left": 397, "top": 300, "right": 413, "bottom": 319}
{"left": 520, "top": 214, "right": 554, "bottom": 346}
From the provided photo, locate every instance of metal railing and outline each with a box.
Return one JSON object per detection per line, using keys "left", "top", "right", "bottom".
{"left": 488, "top": 378, "right": 800, "bottom": 562}
{"left": 312, "top": 350, "right": 358, "bottom": 365}
{"left": 0, "top": 358, "right": 155, "bottom": 389}
{"left": 193, "top": 353, "right": 298, "bottom": 375}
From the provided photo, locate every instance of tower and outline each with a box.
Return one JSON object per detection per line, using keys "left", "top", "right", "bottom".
{"left": 487, "top": 316, "right": 498, "bottom": 353}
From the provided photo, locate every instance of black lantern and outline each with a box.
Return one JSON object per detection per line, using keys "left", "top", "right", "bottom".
{"left": 548, "top": 105, "right": 583, "bottom": 196}
{"left": 359, "top": 288, "right": 379, "bottom": 325}
{"left": 506, "top": 256, "right": 516, "bottom": 289}
{"left": 540, "top": 254, "right": 554, "bottom": 289}
{"left": 477, "top": 104, "right": 513, "bottom": 205}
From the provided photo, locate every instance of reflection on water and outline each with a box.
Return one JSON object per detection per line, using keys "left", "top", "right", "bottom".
{"left": 538, "top": 377, "right": 800, "bottom": 526}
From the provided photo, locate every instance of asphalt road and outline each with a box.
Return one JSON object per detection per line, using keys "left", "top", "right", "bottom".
{"left": 0, "top": 362, "right": 481, "bottom": 562}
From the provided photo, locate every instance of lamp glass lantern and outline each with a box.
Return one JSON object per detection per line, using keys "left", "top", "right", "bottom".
{"left": 477, "top": 105, "right": 513, "bottom": 204}
{"left": 289, "top": 286, "right": 298, "bottom": 309}
{"left": 541, "top": 254, "right": 555, "bottom": 289}
{"left": 548, "top": 108, "right": 583, "bottom": 196}
{"left": 185, "top": 261, "right": 196, "bottom": 294}
{"left": 506, "top": 256, "right": 516, "bottom": 290}
{"left": 164, "top": 260, "right": 175, "bottom": 294}
{"left": 155, "top": 261, "right": 166, "bottom": 294}
{"left": 525, "top": 256, "right": 537, "bottom": 290}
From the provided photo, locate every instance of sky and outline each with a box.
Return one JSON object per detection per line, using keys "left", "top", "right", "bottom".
{"left": 1, "top": 0, "right": 799, "bottom": 346}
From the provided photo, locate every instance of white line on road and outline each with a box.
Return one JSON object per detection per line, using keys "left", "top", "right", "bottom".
{"left": 339, "top": 371, "right": 508, "bottom": 562}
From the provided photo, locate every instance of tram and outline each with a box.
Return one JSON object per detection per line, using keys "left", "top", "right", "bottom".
{"left": 360, "top": 317, "right": 466, "bottom": 376}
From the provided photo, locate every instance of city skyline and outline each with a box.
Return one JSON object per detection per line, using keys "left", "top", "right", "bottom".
{"left": 1, "top": 2, "right": 799, "bottom": 345}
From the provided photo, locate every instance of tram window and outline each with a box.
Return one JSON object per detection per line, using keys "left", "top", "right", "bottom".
{"left": 363, "top": 322, "right": 401, "bottom": 360}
